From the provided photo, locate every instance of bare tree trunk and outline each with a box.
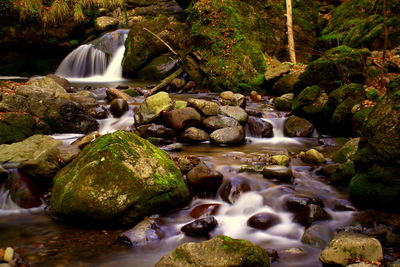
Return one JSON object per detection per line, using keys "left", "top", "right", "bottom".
{"left": 286, "top": 0, "right": 296, "bottom": 63}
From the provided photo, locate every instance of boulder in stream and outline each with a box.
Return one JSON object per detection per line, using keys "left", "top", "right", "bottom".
{"left": 155, "top": 235, "right": 270, "bottom": 267}
{"left": 320, "top": 232, "right": 383, "bottom": 266}
{"left": 246, "top": 116, "right": 273, "bottom": 138}
{"left": 202, "top": 115, "right": 240, "bottom": 132}
{"left": 163, "top": 107, "right": 202, "bottom": 131}
{"left": 220, "top": 106, "right": 248, "bottom": 124}
{"left": 181, "top": 215, "right": 218, "bottom": 237}
{"left": 210, "top": 126, "right": 245, "bottom": 145}
{"left": 186, "top": 162, "right": 223, "bottom": 192}
{"left": 188, "top": 98, "right": 220, "bottom": 116}
{"left": 299, "top": 149, "right": 326, "bottom": 164}
{"left": 284, "top": 115, "right": 314, "bottom": 137}
{"left": 50, "top": 130, "right": 191, "bottom": 226}
{"left": 134, "top": 91, "right": 173, "bottom": 125}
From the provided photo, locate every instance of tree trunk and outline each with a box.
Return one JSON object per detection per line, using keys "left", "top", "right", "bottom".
{"left": 286, "top": 0, "right": 296, "bottom": 64}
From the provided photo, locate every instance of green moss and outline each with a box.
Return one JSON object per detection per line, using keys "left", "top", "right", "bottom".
{"left": 292, "top": 85, "right": 321, "bottom": 111}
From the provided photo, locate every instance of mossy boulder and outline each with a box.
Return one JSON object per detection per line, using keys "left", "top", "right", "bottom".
{"left": 138, "top": 55, "right": 180, "bottom": 81}
{"left": 155, "top": 235, "right": 270, "bottom": 267}
{"left": 319, "top": 0, "right": 400, "bottom": 50}
{"left": 123, "top": 15, "right": 190, "bottom": 77}
{"left": 271, "top": 73, "right": 299, "bottom": 96}
{"left": 274, "top": 93, "right": 294, "bottom": 111}
{"left": 0, "top": 112, "right": 50, "bottom": 145}
{"left": 50, "top": 130, "right": 191, "bottom": 226}
{"left": 320, "top": 232, "right": 383, "bottom": 266}
{"left": 284, "top": 115, "right": 314, "bottom": 137}
{"left": 294, "top": 46, "right": 371, "bottom": 95}
{"left": 134, "top": 91, "right": 173, "bottom": 125}
{"left": 349, "top": 79, "right": 400, "bottom": 211}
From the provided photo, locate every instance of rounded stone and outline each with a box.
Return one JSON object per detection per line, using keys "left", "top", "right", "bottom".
{"left": 210, "top": 126, "right": 245, "bottom": 145}
{"left": 180, "top": 127, "right": 210, "bottom": 143}
{"left": 186, "top": 163, "right": 223, "bottom": 192}
{"left": 181, "top": 216, "right": 218, "bottom": 237}
{"left": 247, "top": 212, "right": 281, "bottom": 230}
{"left": 262, "top": 165, "right": 293, "bottom": 183}
{"left": 110, "top": 99, "right": 129, "bottom": 118}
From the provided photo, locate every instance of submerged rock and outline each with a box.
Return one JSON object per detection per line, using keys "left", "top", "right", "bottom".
{"left": 320, "top": 232, "right": 383, "bottom": 266}
{"left": 50, "top": 131, "right": 191, "bottom": 226}
{"left": 301, "top": 224, "right": 334, "bottom": 249}
{"left": 155, "top": 235, "right": 270, "bottom": 267}
{"left": 181, "top": 216, "right": 218, "bottom": 237}
{"left": 219, "top": 177, "right": 251, "bottom": 204}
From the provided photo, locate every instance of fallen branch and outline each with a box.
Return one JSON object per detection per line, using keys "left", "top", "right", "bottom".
{"left": 145, "top": 68, "right": 183, "bottom": 97}
{"left": 143, "top": 27, "right": 178, "bottom": 56}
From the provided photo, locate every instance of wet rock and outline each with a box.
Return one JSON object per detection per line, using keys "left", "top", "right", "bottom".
{"left": 118, "top": 215, "right": 165, "bottom": 246}
{"left": 189, "top": 204, "right": 220, "bottom": 219}
{"left": 332, "top": 138, "right": 360, "bottom": 164}
{"left": 284, "top": 115, "right": 314, "bottom": 137}
{"left": 0, "top": 135, "right": 62, "bottom": 181}
{"left": 138, "top": 56, "right": 179, "bottom": 81}
{"left": 274, "top": 93, "right": 294, "bottom": 111}
{"left": 18, "top": 76, "right": 67, "bottom": 97}
{"left": 202, "top": 115, "right": 240, "bottom": 132}
{"left": 172, "top": 155, "right": 201, "bottom": 173}
{"left": 155, "top": 235, "right": 270, "bottom": 267}
{"left": 160, "top": 143, "right": 183, "bottom": 152}
{"left": 7, "top": 170, "right": 43, "bottom": 209}
{"left": 320, "top": 232, "right": 383, "bottom": 266}
{"left": 220, "top": 106, "right": 248, "bottom": 124}
{"left": 271, "top": 73, "right": 299, "bottom": 96}
{"left": 46, "top": 74, "right": 71, "bottom": 91}
{"left": 301, "top": 224, "right": 334, "bottom": 249}
{"left": 238, "top": 165, "right": 265, "bottom": 174}
{"left": 56, "top": 145, "right": 81, "bottom": 165}
{"left": 299, "top": 149, "right": 326, "bottom": 164}
{"left": 271, "top": 155, "right": 290, "bottom": 166}
{"left": 210, "top": 126, "right": 245, "bottom": 145}
{"left": 50, "top": 131, "right": 191, "bottom": 226}
{"left": 262, "top": 165, "right": 293, "bottom": 183}
{"left": 219, "top": 177, "right": 251, "bottom": 204}
{"left": 293, "top": 204, "right": 331, "bottom": 226}
{"left": 231, "top": 93, "right": 246, "bottom": 108}
{"left": 134, "top": 91, "right": 172, "bottom": 125}
{"left": 186, "top": 163, "right": 223, "bottom": 192}
{"left": 163, "top": 107, "right": 201, "bottom": 131}
{"left": 246, "top": 116, "right": 273, "bottom": 138}
{"left": 109, "top": 99, "right": 129, "bottom": 118}
{"left": 247, "top": 212, "right": 281, "bottom": 230}
{"left": 87, "top": 105, "right": 108, "bottom": 119}
{"left": 170, "top": 78, "right": 186, "bottom": 89}
{"left": 72, "top": 132, "right": 101, "bottom": 149}
{"left": 0, "top": 112, "right": 51, "bottom": 145}
{"left": 95, "top": 16, "right": 119, "bottom": 32}
{"left": 283, "top": 194, "right": 324, "bottom": 213}
{"left": 188, "top": 98, "right": 220, "bottom": 116}
{"left": 180, "top": 127, "right": 209, "bottom": 143}
{"left": 181, "top": 216, "right": 218, "bottom": 237}
{"left": 106, "top": 88, "right": 133, "bottom": 102}
{"left": 134, "top": 124, "right": 175, "bottom": 140}
{"left": 172, "top": 100, "right": 187, "bottom": 109}
{"left": 333, "top": 199, "right": 357, "bottom": 211}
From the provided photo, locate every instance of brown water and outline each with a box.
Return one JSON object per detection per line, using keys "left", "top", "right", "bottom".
{"left": 0, "top": 93, "right": 357, "bottom": 267}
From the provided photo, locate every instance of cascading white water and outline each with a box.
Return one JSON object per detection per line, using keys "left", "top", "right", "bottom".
{"left": 55, "top": 44, "right": 108, "bottom": 78}
{"left": 55, "top": 29, "right": 129, "bottom": 81}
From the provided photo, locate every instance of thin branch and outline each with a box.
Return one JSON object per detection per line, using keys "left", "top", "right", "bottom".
{"left": 143, "top": 27, "right": 179, "bottom": 56}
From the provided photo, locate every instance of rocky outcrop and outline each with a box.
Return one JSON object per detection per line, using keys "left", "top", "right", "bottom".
{"left": 50, "top": 131, "right": 191, "bottom": 226}
{"left": 349, "top": 78, "right": 400, "bottom": 212}
{"left": 155, "top": 235, "right": 270, "bottom": 267}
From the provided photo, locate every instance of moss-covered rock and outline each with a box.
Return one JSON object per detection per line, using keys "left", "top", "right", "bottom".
{"left": 349, "top": 78, "right": 400, "bottom": 211}
{"left": 50, "top": 130, "right": 191, "bottom": 226}
{"left": 123, "top": 15, "right": 190, "bottom": 77}
{"left": 0, "top": 112, "right": 50, "bottom": 145}
{"left": 155, "top": 235, "right": 270, "bottom": 267}
{"left": 271, "top": 73, "right": 299, "bottom": 96}
{"left": 138, "top": 55, "right": 180, "bottom": 81}
{"left": 294, "top": 46, "right": 371, "bottom": 95}
{"left": 274, "top": 93, "right": 294, "bottom": 111}
{"left": 319, "top": 0, "right": 400, "bottom": 50}
{"left": 134, "top": 91, "right": 173, "bottom": 126}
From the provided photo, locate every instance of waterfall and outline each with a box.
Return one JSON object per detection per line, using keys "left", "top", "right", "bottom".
{"left": 55, "top": 29, "right": 129, "bottom": 81}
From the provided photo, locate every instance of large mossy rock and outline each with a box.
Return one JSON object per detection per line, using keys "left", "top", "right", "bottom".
{"left": 50, "top": 131, "right": 191, "bottom": 226}
{"left": 320, "top": 232, "right": 383, "bottom": 266}
{"left": 349, "top": 78, "right": 400, "bottom": 212}
{"left": 155, "top": 235, "right": 270, "bottom": 267}
{"left": 294, "top": 46, "right": 370, "bottom": 95}
{"left": 138, "top": 55, "right": 179, "bottom": 81}
{"left": 320, "top": 0, "right": 400, "bottom": 50}
{"left": 134, "top": 91, "right": 173, "bottom": 125}
{"left": 122, "top": 15, "right": 190, "bottom": 77}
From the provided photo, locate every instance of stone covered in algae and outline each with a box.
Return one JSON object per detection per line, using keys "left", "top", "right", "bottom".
{"left": 50, "top": 130, "right": 191, "bottom": 226}
{"left": 155, "top": 235, "right": 270, "bottom": 267}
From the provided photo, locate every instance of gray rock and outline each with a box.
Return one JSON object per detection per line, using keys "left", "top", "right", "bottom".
{"left": 188, "top": 98, "right": 220, "bottom": 116}
{"left": 202, "top": 115, "right": 240, "bottom": 132}
{"left": 210, "top": 126, "right": 245, "bottom": 145}
{"left": 320, "top": 232, "right": 383, "bottom": 266}
{"left": 118, "top": 215, "right": 164, "bottom": 246}
{"left": 301, "top": 224, "right": 334, "bottom": 249}
{"left": 220, "top": 106, "right": 248, "bottom": 124}
{"left": 246, "top": 116, "right": 273, "bottom": 138}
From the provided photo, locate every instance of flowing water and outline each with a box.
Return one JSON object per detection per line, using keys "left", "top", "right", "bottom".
{"left": 0, "top": 91, "right": 357, "bottom": 267}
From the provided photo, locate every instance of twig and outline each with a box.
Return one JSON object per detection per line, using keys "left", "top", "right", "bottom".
{"left": 143, "top": 27, "right": 178, "bottom": 56}
{"left": 145, "top": 68, "right": 183, "bottom": 97}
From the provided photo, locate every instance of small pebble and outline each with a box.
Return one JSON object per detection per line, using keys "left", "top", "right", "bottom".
{"left": 3, "top": 247, "right": 13, "bottom": 262}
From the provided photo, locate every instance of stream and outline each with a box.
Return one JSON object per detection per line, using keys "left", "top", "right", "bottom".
{"left": 0, "top": 29, "right": 359, "bottom": 267}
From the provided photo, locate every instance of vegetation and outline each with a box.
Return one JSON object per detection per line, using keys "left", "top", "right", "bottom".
{"left": 6, "top": 0, "right": 125, "bottom": 25}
